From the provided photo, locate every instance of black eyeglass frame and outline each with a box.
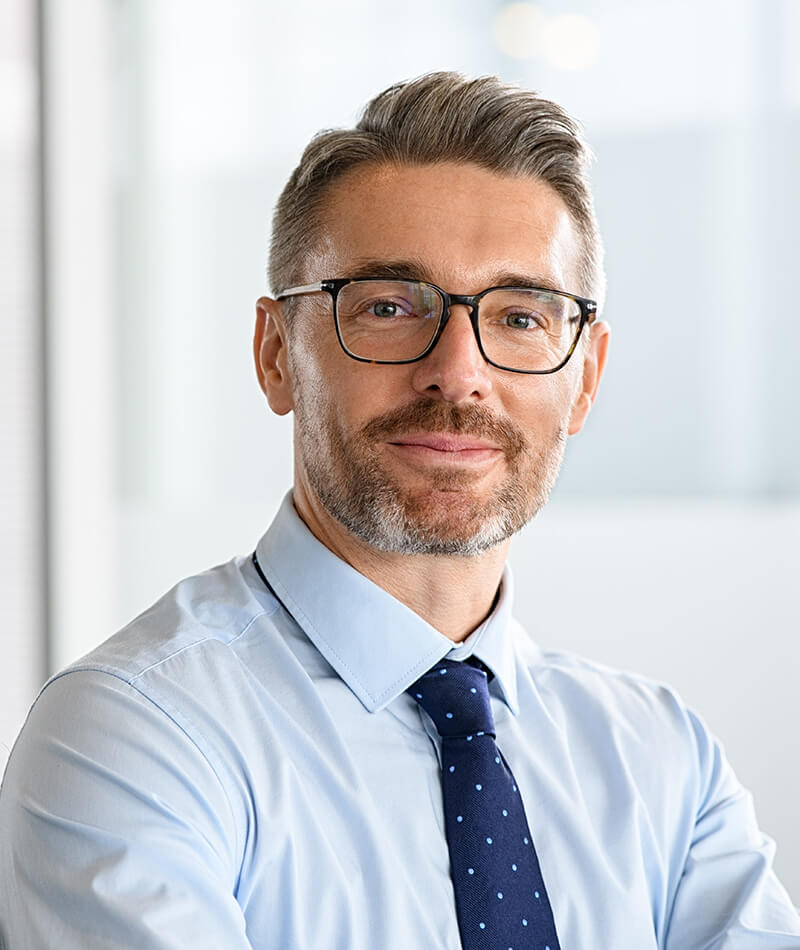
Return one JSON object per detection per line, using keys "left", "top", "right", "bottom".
{"left": 275, "top": 277, "right": 598, "bottom": 375}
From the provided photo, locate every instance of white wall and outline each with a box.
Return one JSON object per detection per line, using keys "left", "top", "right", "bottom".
{"left": 0, "top": 0, "right": 44, "bottom": 764}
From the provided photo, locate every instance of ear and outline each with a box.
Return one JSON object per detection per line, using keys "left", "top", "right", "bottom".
{"left": 254, "top": 296, "right": 294, "bottom": 416}
{"left": 568, "top": 320, "right": 610, "bottom": 436}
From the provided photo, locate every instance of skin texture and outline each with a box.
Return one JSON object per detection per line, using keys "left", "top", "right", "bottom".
{"left": 254, "top": 162, "right": 609, "bottom": 642}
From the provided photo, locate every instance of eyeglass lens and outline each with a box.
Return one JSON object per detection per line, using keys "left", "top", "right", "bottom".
{"left": 335, "top": 280, "right": 582, "bottom": 371}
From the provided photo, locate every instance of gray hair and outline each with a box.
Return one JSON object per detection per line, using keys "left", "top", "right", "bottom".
{"left": 269, "top": 71, "right": 605, "bottom": 310}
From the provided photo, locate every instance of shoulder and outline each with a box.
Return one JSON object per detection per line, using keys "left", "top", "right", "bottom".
{"left": 55, "top": 553, "right": 280, "bottom": 688}
{"left": 3, "top": 554, "right": 290, "bottom": 834}
{"left": 519, "top": 631, "right": 702, "bottom": 730}
{"left": 514, "top": 629, "right": 722, "bottom": 800}
{"left": 12, "top": 555, "right": 288, "bottom": 784}
{"left": 0, "top": 563, "right": 268, "bottom": 946}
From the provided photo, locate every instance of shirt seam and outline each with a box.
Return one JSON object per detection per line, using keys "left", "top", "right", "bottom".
{"left": 128, "top": 607, "right": 274, "bottom": 683}
{"left": 42, "top": 664, "right": 244, "bottom": 873}
{"left": 41, "top": 609, "right": 274, "bottom": 867}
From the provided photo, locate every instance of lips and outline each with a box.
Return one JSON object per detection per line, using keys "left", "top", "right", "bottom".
{"left": 389, "top": 433, "right": 501, "bottom": 453}
{"left": 359, "top": 399, "right": 527, "bottom": 464}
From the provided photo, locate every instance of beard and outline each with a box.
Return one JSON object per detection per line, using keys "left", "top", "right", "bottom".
{"left": 294, "top": 391, "right": 567, "bottom": 557}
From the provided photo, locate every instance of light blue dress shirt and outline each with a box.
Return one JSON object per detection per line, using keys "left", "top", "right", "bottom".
{"left": 1, "top": 494, "right": 798, "bottom": 948}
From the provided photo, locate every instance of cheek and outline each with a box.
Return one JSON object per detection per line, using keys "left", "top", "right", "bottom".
{"left": 289, "top": 337, "right": 384, "bottom": 437}
{"left": 341, "top": 364, "right": 419, "bottom": 423}
{"left": 505, "top": 373, "right": 576, "bottom": 433}
{"left": 288, "top": 334, "right": 334, "bottom": 410}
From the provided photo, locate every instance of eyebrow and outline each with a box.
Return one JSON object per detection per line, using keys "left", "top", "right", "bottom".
{"left": 342, "top": 258, "right": 568, "bottom": 295}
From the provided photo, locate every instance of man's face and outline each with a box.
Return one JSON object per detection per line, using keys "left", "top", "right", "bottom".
{"left": 256, "top": 162, "right": 607, "bottom": 556}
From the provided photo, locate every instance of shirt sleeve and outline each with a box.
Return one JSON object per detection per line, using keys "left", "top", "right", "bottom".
{"left": 0, "top": 669, "right": 253, "bottom": 949}
{"left": 664, "top": 707, "right": 800, "bottom": 947}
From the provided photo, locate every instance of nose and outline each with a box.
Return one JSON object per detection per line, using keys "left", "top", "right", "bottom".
{"left": 410, "top": 305, "right": 494, "bottom": 404}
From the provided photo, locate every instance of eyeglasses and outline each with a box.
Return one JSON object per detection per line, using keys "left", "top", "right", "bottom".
{"left": 275, "top": 277, "right": 597, "bottom": 374}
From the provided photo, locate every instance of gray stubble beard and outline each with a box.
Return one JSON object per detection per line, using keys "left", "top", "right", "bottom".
{"left": 293, "top": 383, "right": 568, "bottom": 557}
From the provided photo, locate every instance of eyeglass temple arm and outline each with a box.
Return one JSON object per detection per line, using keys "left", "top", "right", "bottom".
{"left": 275, "top": 283, "right": 326, "bottom": 300}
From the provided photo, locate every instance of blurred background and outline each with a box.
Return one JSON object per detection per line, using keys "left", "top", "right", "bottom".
{"left": 2, "top": 0, "right": 798, "bottom": 898}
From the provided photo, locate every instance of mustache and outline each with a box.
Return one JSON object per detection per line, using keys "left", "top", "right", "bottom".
{"left": 359, "top": 399, "right": 528, "bottom": 461}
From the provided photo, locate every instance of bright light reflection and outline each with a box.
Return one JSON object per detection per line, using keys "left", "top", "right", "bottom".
{"left": 541, "top": 13, "right": 599, "bottom": 71}
{"left": 492, "top": 2, "right": 547, "bottom": 60}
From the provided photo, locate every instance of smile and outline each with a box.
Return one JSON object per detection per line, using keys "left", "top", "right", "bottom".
{"left": 385, "top": 433, "right": 503, "bottom": 465}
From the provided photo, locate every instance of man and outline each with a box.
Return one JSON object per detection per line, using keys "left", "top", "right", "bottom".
{"left": 1, "top": 72, "right": 797, "bottom": 948}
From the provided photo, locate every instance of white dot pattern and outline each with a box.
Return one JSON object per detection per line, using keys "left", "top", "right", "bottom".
{"left": 408, "top": 659, "right": 561, "bottom": 949}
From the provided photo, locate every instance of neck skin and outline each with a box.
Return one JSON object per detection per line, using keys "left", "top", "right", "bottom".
{"left": 292, "top": 476, "right": 508, "bottom": 643}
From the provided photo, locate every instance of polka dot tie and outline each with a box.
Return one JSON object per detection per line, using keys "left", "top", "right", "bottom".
{"left": 408, "top": 660, "right": 561, "bottom": 950}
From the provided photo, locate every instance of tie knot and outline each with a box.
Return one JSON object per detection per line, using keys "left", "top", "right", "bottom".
{"left": 407, "top": 660, "right": 495, "bottom": 738}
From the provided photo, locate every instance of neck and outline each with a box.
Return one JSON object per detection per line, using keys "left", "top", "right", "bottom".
{"left": 292, "top": 484, "right": 509, "bottom": 643}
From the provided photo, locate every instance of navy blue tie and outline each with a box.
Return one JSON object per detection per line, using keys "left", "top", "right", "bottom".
{"left": 408, "top": 659, "right": 561, "bottom": 950}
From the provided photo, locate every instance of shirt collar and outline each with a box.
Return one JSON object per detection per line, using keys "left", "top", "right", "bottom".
{"left": 255, "top": 493, "right": 520, "bottom": 715}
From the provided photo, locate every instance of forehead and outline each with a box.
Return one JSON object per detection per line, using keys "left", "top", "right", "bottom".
{"left": 312, "top": 162, "right": 581, "bottom": 293}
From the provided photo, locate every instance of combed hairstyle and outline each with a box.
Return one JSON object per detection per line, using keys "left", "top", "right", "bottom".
{"left": 269, "top": 71, "right": 605, "bottom": 314}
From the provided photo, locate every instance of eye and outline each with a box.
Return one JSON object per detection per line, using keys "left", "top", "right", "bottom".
{"left": 503, "top": 311, "right": 543, "bottom": 330}
{"left": 370, "top": 300, "right": 404, "bottom": 318}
